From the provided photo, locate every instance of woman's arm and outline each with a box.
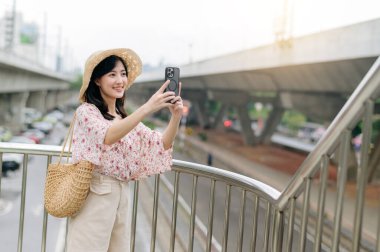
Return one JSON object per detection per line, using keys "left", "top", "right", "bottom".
{"left": 104, "top": 80, "right": 175, "bottom": 145}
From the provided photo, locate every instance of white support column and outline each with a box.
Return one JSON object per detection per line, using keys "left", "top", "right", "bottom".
{"left": 3, "top": 92, "right": 30, "bottom": 133}
{"left": 27, "top": 91, "right": 47, "bottom": 113}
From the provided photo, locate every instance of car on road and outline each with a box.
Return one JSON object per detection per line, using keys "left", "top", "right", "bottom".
{"left": 2, "top": 153, "right": 23, "bottom": 176}
{"left": 9, "top": 136, "right": 36, "bottom": 145}
{"left": 31, "top": 121, "right": 53, "bottom": 134}
{"left": 21, "top": 129, "right": 46, "bottom": 144}
{"left": 0, "top": 127, "right": 12, "bottom": 142}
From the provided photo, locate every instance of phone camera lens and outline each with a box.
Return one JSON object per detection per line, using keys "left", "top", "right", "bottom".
{"left": 167, "top": 68, "right": 174, "bottom": 78}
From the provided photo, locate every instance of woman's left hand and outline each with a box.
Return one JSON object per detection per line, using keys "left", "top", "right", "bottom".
{"left": 169, "top": 82, "right": 183, "bottom": 118}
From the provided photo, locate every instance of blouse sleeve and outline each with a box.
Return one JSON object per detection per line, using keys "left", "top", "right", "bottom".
{"left": 72, "top": 104, "right": 111, "bottom": 165}
{"left": 131, "top": 123, "right": 173, "bottom": 179}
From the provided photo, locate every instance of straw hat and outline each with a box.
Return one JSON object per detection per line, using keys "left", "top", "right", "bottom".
{"left": 79, "top": 48, "right": 142, "bottom": 103}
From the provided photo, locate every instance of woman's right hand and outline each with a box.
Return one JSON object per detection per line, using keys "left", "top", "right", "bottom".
{"left": 142, "top": 80, "right": 176, "bottom": 115}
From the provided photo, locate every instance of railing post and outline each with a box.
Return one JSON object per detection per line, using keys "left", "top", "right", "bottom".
{"left": 188, "top": 175, "right": 198, "bottom": 252}
{"left": 169, "top": 172, "right": 180, "bottom": 252}
{"left": 150, "top": 174, "right": 161, "bottom": 252}
{"left": 250, "top": 196, "right": 259, "bottom": 251}
{"left": 17, "top": 154, "right": 29, "bottom": 252}
{"left": 299, "top": 178, "right": 312, "bottom": 252}
{"left": 332, "top": 130, "right": 351, "bottom": 252}
{"left": 263, "top": 202, "right": 272, "bottom": 252}
{"left": 41, "top": 156, "right": 52, "bottom": 252}
{"left": 0, "top": 152, "right": 2, "bottom": 196}
{"left": 285, "top": 197, "right": 296, "bottom": 252}
{"left": 377, "top": 202, "right": 380, "bottom": 252}
{"left": 237, "top": 190, "right": 246, "bottom": 252}
{"left": 206, "top": 179, "right": 216, "bottom": 252}
{"left": 313, "top": 155, "right": 329, "bottom": 252}
{"left": 273, "top": 210, "right": 284, "bottom": 252}
{"left": 130, "top": 181, "right": 139, "bottom": 252}
{"left": 352, "top": 100, "right": 374, "bottom": 252}
{"left": 222, "top": 184, "right": 231, "bottom": 252}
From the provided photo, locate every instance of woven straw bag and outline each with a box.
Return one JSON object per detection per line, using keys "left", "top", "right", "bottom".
{"left": 44, "top": 113, "right": 94, "bottom": 218}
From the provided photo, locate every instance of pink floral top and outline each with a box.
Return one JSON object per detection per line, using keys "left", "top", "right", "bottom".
{"left": 71, "top": 103, "right": 173, "bottom": 181}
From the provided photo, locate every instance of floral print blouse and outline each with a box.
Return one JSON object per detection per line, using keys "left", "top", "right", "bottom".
{"left": 71, "top": 103, "right": 173, "bottom": 181}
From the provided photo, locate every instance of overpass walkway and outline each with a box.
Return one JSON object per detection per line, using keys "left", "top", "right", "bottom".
{"left": 181, "top": 128, "right": 379, "bottom": 251}
{"left": 0, "top": 57, "right": 379, "bottom": 251}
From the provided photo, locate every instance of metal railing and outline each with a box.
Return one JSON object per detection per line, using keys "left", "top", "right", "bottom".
{"left": 0, "top": 143, "right": 281, "bottom": 252}
{"left": 276, "top": 56, "right": 380, "bottom": 252}
{"left": 0, "top": 57, "right": 379, "bottom": 251}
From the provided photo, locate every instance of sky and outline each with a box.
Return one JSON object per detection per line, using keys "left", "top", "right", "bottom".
{"left": 6, "top": 0, "right": 380, "bottom": 70}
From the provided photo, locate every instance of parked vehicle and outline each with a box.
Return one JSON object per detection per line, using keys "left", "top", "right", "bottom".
{"left": 2, "top": 153, "right": 23, "bottom": 176}
{"left": 23, "top": 107, "right": 42, "bottom": 125}
{"left": 297, "top": 122, "right": 326, "bottom": 143}
{"left": 31, "top": 121, "right": 53, "bottom": 134}
{"left": 46, "top": 110, "right": 64, "bottom": 121}
{"left": 21, "top": 129, "right": 46, "bottom": 144}
{"left": 0, "top": 127, "right": 12, "bottom": 142}
{"left": 9, "top": 136, "right": 36, "bottom": 145}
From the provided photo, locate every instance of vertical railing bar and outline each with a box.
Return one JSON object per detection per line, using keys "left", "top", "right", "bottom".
{"left": 206, "top": 179, "right": 216, "bottom": 252}
{"left": 169, "top": 171, "right": 180, "bottom": 252}
{"left": 150, "top": 174, "right": 161, "bottom": 252}
{"left": 313, "top": 155, "right": 329, "bottom": 252}
{"left": 270, "top": 206, "right": 276, "bottom": 250}
{"left": 299, "top": 178, "right": 312, "bottom": 252}
{"left": 17, "top": 154, "right": 28, "bottom": 252}
{"left": 353, "top": 100, "right": 374, "bottom": 252}
{"left": 41, "top": 155, "right": 52, "bottom": 252}
{"left": 273, "top": 210, "right": 284, "bottom": 252}
{"left": 130, "top": 180, "right": 140, "bottom": 252}
{"left": 263, "top": 202, "right": 271, "bottom": 252}
{"left": 250, "top": 196, "right": 259, "bottom": 251}
{"left": 222, "top": 184, "right": 231, "bottom": 252}
{"left": 332, "top": 130, "right": 351, "bottom": 252}
{"left": 0, "top": 152, "right": 3, "bottom": 196}
{"left": 285, "top": 197, "right": 296, "bottom": 252}
{"left": 64, "top": 218, "right": 68, "bottom": 252}
{"left": 237, "top": 190, "right": 246, "bottom": 252}
{"left": 376, "top": 202, "right": 380, "bottom": 252}
{"left": 188, "top": 175, "right": 198, "bottom": 252}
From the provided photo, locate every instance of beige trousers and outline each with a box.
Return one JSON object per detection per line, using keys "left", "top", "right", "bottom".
{"left": 66, "top": 173, "right": 131, "bottom": 252}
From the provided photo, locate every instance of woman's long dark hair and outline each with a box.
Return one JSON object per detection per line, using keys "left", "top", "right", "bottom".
{"left": 84, "top": 55, "right": 128, "bottom": 120}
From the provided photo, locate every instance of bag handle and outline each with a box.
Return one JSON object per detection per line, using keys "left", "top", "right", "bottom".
{"left": 58, "top": 113, "right": 76, "bottom": 164}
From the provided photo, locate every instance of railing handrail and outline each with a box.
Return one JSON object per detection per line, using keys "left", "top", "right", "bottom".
{"left": 0, "top": 142, "right": 64, "bottom": 156}
{"left": 0, "top": 142, "right": 281, "bottom": 203}
{"left": 173, "top": 160, "right": 281, "bottom": 202}
{"left": 277, "top": 56, "right": 380, "bottom": 209}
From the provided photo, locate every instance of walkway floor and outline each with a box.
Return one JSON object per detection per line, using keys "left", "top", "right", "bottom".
{"left": 181, "top": 127, "right": 379, "bottom": 249}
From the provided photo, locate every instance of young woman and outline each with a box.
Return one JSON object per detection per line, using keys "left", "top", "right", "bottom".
{"left": 66, "top": 48, "right": 183, "bottom": 252}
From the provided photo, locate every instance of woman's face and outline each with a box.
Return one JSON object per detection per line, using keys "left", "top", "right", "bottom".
{"left": 96, "top": 60, "right": 128, "bottom": 102}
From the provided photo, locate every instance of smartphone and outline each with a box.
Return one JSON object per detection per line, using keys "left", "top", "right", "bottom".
{"left": 164, "top": 67, "right": 180, "bottom": 97}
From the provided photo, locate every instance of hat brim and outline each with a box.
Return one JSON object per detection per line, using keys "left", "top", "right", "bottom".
{"left": 79, "top": 48, "right": 142, "bottom": 103}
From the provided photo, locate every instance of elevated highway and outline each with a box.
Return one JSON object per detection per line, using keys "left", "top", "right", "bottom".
{"left": 130, "top": 18, "right": 380, "bottom": 145}
{"left": 0, "top": 51, "right": 73, "bottom": 132}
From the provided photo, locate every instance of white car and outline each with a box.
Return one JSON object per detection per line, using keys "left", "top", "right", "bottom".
{"left": 9, "top": 136, "right": 36, "bottom": 144}
{"left": 31, "top": 121, "right": 53, "bottom": 134}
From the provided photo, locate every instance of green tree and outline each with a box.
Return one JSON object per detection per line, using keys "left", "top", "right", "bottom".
{"left": 70, "top": 75, "right": 83, "bottom": 90}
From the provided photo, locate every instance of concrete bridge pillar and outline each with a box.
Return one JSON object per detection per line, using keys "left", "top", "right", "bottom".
{"left": 45, "top": 90, "right": 59, "bottom": 111}
{"left": 0, "top": 92, "right": 29, "bottom": 133}
{"left": 27, "top": 91, "right": 47, "bottom": 113}
{"left": 192, "top": 100, "right": 209, "bottom": 129}
{"left": 212, "top": 103, "right": 227, "bottom": 129}
{"left": 182, "top": 90, "right": 209, "bottom": 128}
{"left": 236, "top": 104, "right": 256, "bottom": 145}
{"left": 211, "top": 90, "right": 257, "bottom": 146}
{"left": 258, "top": 97, "right": 285, "bottom": 145}
{"left": 56, "top": 90, "right": 68, "bottom": 107}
